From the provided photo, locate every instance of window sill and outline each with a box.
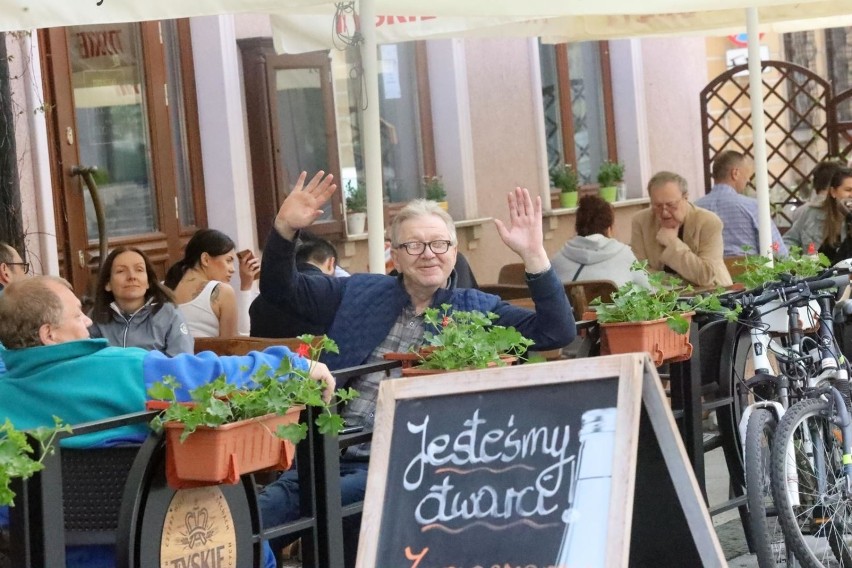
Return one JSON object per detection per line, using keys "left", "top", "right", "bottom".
{"left": 545, "top": 196, "right": 649, "bottom": 215}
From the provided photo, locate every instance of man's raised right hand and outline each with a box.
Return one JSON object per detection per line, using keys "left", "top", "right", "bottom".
{"left": 273, "top": 171, "right": 337, "bottom": 240}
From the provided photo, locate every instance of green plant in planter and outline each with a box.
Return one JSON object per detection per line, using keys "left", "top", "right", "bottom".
{"left": 597, "top": 161, "right": 625, "bottom": 188}
{"left": 550, "top": 164, "right": 578, "bottom": 195}
{"left": 415, "top": 305, "right": 535, "bottom": 370}
{"left": 423, "top": 176, "right": 447, "bottom": 202}
{"left": 345, "top": 180, "right": 367, "bottom": 213}
{"left": 592, "top": 262, "right": 739, "bottom": 334}
{"left": 148, "top": 335, "right": 358, "bottom": 443}
{"left": 0, "top": 417, "right": 71, "bottom": 506}
{"left": 733, "top": 245, "right": 829, "bottom": 290}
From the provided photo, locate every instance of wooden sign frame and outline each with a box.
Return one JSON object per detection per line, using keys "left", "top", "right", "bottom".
{"left": 356, "top": 353, "right": 725, "bottom": 568}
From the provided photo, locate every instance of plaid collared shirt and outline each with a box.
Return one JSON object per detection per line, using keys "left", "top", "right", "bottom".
{"left": 340, "top": 304, "right": 426, "bottom": 459}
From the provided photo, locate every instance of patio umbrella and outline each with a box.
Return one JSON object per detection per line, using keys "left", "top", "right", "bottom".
{"left": 5, "top": 0, "right": 852, "bottom": 270}
{"left": 274, "top": 1, "right": 852, "bottom": 271}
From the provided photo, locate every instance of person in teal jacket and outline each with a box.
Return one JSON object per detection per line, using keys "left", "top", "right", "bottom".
{"left": 0, "top": 275, "right": 335, "bottom": 568}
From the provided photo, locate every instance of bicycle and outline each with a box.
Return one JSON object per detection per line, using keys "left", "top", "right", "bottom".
{"left": 764, "top": 273, "right": 852, "bottom": 567}
{"left": 723, "top": 274, "right": 835, "bottom": 567}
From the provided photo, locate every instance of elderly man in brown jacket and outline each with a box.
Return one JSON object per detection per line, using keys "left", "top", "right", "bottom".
{"left": 631, "top": 171, "right": 732, "bottom": 287}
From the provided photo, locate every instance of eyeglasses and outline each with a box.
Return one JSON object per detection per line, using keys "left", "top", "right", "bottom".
{"left": 395, "top": 240, "right": 454, "bottom": 256}
{"left": 4, "top": 262, "right": 29, "bottom": 274}
{"left": 651, "top": 197, "right": 685, "bottom": 213}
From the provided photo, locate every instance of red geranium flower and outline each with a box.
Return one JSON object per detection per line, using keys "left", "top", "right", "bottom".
{"left": 442, "top": 316, "right": 450, "bottom": 327}
{"left": 296, "top": 343, "right": 310, "bottom": 357}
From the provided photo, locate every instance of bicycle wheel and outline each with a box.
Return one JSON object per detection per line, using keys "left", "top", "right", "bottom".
{"left": 746, "top": 408, "right": 795, "bottom": 566}
{"left": 771, "top": 397, "right": 852, "bottom": 567}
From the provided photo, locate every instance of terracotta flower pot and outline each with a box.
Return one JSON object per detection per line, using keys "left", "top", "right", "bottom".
{"left": 599, "top": 314, "right": 693, "bottom": 367}
{"left": 158, "top": 405, "right": 303, "bottom": 489}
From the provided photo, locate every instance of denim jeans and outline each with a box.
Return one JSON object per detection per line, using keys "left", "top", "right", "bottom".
{"left": 258, "top": 460, "right": 369, "bottom": 567}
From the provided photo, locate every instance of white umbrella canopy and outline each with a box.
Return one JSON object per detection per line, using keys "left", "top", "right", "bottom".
{"left": 4, "top": 0, "right": 852, "bottom": 38}
{"left": 3, "top": 0, "right": 852, "bottom": 35}
{"left": 5, "top": 0, "right": 851, "bottom": 269}
{"left": 269, "top": 1, "right": 852, "bottom": 53}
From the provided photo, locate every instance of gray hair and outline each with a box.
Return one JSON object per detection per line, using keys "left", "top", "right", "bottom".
{"left": 647, "top": 171, "right": 688, "bottom": 196}
{"left": 390, "top": 199, "right": 457, "bottom": 246}
{"left": 0, "top": 242, "right": 17, "bottom": 264}
{"left": 0, "top": 276, "right": 72, "bottom": 348}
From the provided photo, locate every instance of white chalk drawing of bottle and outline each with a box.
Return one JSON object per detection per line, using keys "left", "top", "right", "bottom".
{"left": 555, "top": 407, "right": 617, "bottom": 568}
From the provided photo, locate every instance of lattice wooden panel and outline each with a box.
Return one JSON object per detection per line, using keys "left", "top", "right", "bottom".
{"left": 700, "top": 60, "right": 831, "bottom": 228}
{"left": 829, "top": 87, "right": 852, "bottom": 161}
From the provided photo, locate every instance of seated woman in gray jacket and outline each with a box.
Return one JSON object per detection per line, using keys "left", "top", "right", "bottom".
{"left": 89, "top": 246, "right": 193, "bottom": 356}
{"left": 550, "top": 195, "right": 648, "bottom": 287}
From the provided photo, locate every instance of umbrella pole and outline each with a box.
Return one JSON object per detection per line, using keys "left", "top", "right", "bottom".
{"left": 359, "top": 0, "right": 387, "bottom": 274}
{"left": 747, "top": 7, "right": 773, "bottom": 260}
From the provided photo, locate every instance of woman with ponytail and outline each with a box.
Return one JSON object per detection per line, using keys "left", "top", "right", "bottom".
{"left": 166, "top": 229, "right": 258, "bottom": 338}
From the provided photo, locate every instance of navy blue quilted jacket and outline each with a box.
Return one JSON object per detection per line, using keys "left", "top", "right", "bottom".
{"left": 260, "top": 230, "right": 576, "bottom": 370}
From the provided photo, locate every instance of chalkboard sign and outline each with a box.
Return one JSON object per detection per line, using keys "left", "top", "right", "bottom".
{"left": 357, "top": 353, "right": 724, "bottom": 568}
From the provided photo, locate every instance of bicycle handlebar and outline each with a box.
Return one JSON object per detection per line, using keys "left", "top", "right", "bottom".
{"left": 719, "top": 268, "right": 851, "bottom": 310}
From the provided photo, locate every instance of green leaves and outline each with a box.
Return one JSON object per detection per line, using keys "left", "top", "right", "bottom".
{"left": 147, "top": 335, "right": 359, "bottom": 444}
{"left": 734, "top": 245, "right": 829, "bottom": 290}
{"left": 592, "top": 261, "right": 739, "bottom": 333}
{"left": 418, "top": 305, "right": 535, "bottom": 370}
{"left": 549, "top": 164, "right": 578, "bottom": 193}
{"left": 0, "top": 417, "right": 71, "bottom": 506}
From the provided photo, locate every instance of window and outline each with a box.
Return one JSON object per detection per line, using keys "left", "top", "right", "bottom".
{"left": 539, "top": 41, "right": 617, "bottom": 185}
{"left": 239, "top": 38, "right": 435, "bottom": 242}
{"left": 41, "top": 20, "right": 206, "bottom": 292}
{"left": 333, "top": 43, "right": 434, "bottom": 203}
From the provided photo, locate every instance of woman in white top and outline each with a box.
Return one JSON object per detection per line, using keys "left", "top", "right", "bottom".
{"left": 165, "top": 229, "right": 259, "bottom": 338}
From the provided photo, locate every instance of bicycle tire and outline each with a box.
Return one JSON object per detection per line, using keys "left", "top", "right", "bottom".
{"left": 746, "top": 408, "right": 793, "bottom": 567}
{"left": 770, "top": 397, "right": 852, "bottom": 567}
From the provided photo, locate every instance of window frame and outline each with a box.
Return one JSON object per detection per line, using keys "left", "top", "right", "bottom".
{"left": 546, "top": 41, "right": 618, "bottom": 181}
{"left": 239, "top": 38, "right": 436, "bottom": 245}
{"left": 39, "top": 20, "right": 206, "bottom": 293}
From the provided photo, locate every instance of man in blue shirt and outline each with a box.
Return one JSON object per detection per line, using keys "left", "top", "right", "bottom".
{"left": 695, "top": 150, "right": 788, "bottom": 257}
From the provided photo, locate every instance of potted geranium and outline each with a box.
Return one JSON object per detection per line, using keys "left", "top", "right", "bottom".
{"left": 551, "top": 164, "right": 579, "bottom": 209}
{"left": 423, "top": 175, "right": 448, "bottom": 211}
{"left": 0, "top": 417, "right": 70, "bottom": 506}
{"left": 591, "top": 262, "right": 738, "bottom": 365}
{"left": 733, "top": 244, "right": 829, "bottom": 332}
{"left": 597, "top": 161, "right": 625, "bottom": 203}
{"left": 147, "top": 335, "right": 358, "bottom": 487}
{"left": 345, "top": 180, "right": 368, "bottom": 234}
{"left": 385, "top": 305, "right": 535, "bottom": 375}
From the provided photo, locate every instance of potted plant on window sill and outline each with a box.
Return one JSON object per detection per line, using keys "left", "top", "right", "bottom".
{"left": 423, "top": 175, "right": 448, "bottom": 211}
{"left": 345, "top": 180, "right": 368, "bottom": 235}
{"left": 384, "top": 305, "right": 535, "bottom": 376}
{"left": 0, "top": 417, "right": 71, "bottom": 506}
{"left": 550, "top": 164, "right": 579, "bottom": 209}
{"left": 591, "top": 263, "right": 738, "bottom": 366}
{"left": 147, "top": 335, "right": 358, "bottom": 488}
{"left": 597, "top": 161, "right": 625, "bottom": 203}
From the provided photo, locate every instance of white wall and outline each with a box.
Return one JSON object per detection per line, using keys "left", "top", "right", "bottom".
{"left": 5, "top": 32, "right": 57, "bottom": 275}
{"left": 640, "top": 36, "right": 708, "bottom": 200}
{"left": 190, "top": 15, "right": 258, "bottom": 281}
